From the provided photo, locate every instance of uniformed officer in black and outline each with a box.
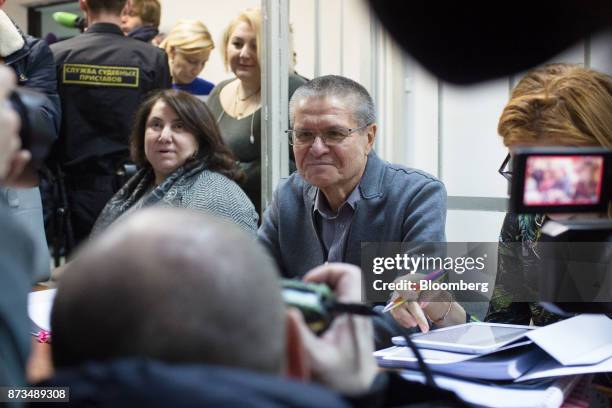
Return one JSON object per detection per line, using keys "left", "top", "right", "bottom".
{"left": 50, "top": 0, "right": 171, "bottom": 248}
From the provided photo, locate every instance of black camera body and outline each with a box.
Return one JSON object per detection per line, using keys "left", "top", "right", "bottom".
{"left": 281, "top": 279, "right": 336, "bottom": 334}
{"left": 509, "top": 147, "right": 612, "bottom": 315}
{"left": 8, "top": 87, "right": 56, "bottom": 168}
{"left": 509, "top": 147, "right": 612, "bottom": 214}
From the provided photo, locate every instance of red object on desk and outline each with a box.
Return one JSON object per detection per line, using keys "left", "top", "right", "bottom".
{"left": 36, "top": 330, "right": 51, "bottom": 344}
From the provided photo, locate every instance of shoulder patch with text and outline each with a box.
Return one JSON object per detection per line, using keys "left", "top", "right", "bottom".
{"left": 62, "top": 64, "right": 140, "bottom": 88}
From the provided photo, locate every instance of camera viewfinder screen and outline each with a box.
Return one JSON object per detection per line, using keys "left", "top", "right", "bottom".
{"left": 524, "top": 155, "right": 604, "bottom": 206}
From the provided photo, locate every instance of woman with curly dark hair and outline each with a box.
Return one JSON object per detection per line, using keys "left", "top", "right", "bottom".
{"left": 92, "top": 89, "right": 258, "bottom": 234}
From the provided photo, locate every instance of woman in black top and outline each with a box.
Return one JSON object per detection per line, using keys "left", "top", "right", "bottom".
{"left": 206, "top": 7, "right": 306, "bottom": 214}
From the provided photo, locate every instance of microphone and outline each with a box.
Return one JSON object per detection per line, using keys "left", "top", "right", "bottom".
{"left": 52, "top": 12, "right": 86, "bottom": 31}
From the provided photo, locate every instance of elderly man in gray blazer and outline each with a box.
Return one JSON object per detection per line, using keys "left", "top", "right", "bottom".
{"left": 258, "top": 75, "right": 463, "bottom": 339}
{"left": 258, "top": 75, "right": 447, "bottom": 276}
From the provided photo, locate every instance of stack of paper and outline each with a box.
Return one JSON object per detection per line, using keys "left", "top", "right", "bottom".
{"left": 28, "top": 288, "right": 56, "bottom": 335}
{"left": 376, "top": 315, "right": 612, "bottom": 407}
{"left": 375, "top": 341, "right": 545, "bottom": 380}
{"left": 379, "top": 315, "right": 612, "bottom": 381}
{"left": 401, "top": 370, "right": 581, "bottom": 408}
{"left": 518, "top": 314, "right": 612, "bottom": 381}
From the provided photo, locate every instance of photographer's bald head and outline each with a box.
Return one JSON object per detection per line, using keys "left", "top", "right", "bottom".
{"left": 51, "top": 208, "right": 288, "bottom": 374}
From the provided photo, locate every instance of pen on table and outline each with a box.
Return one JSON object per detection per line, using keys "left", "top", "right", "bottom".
{"left": 382, "top": 269, "right": 445, "bottom": 313}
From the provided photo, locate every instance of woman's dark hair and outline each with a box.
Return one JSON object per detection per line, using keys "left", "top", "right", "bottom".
{"left": 130, "top": 89, "right": 245, "bottom": 183}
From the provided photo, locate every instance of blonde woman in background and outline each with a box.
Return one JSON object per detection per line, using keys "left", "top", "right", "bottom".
{"left": 206, "top": 7, "right": 307, "bottom": 214}
{"left": 160, "top": 20, "right": 215, "bottom": 99}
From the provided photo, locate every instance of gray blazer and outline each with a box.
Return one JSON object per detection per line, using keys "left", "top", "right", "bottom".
{"left": 258, "top": 151, "right": 447, "bottom": 278}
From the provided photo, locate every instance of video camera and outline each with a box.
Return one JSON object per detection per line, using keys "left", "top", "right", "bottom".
{"left": 509, "top": 147, "right": 612, "bottom": 314}
{"left": 8, "top": 87, "right": 56, "bottom": 168}
{"left": 509, "top": 147, "right": 612, "bottom": 215}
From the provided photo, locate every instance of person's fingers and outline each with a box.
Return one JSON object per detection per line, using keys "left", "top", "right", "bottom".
{"left": 0, "top": 132, "right": 21, "bottom": 180}
{"left": 0, "top": 65, "right": 17, "bottom": 98}
{"left": 406, "top": 301, "right": 430, "bottom": 333}
{"left": 303, "top": 262, "right": 360, "bottom": 286}
{"left": 0, "top": 97, "right": 20, "bottom": 147}
{"left": 286, "top": 307, "right": 329, "bottom": 383}
{"left": 3, "top": 150, "right": 31, "bottom": 185}
{"left": 392, "top": 274, "right": 421, "bottom": 302}
{"left": 303, "top": 262, "right": 361, "bottom": 303}
{"left": 287, "top": 307, "right": 319, "bottom": 350}
{"left": 418, "top": 289, "right": 443, "bottom": 303}
{"left": 395, "top": 289, "right": 420, "bottom": 302}
{"left": 318, "top": 312, "right": 377, "bottom": 395}
{"left": 391, "top": 305, "right": 417, "bottom": 328}
{"left": 6, "top": 102, "right": 19, "bottom": 134}
{"left": 0, "top": 66, "right": 22, "bottom": 183}
{"left": 0, "top": 107, "right": 20, "bottom": 145}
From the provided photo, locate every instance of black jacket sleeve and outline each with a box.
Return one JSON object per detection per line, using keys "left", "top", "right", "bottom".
{"left": 22, "top": 35, "right": 61, "bottom": 138}
{"left": 156, "top": 49, "right": 172, "bottom": 89}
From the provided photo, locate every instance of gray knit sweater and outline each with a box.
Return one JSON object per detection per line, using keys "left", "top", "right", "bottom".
{"left": 92, "top": 162, "right": 258, "bottom": 236}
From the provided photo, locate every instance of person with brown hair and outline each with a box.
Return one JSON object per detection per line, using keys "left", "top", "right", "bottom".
{"left": 120, "top": 0, "right": 161, "bottom": 43}
{"left": 91, "top": 89, "right": 257, "bottom": 235}
{"left": 486, "top": 63, "right": 612, "bottom": 325}
{"left": 206, "top": 7, "right": 307, "bottom": 214}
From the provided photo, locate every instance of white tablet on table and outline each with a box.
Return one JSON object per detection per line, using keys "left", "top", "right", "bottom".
{"left": 393, "top": 322, "right": 535, "bottom": 355}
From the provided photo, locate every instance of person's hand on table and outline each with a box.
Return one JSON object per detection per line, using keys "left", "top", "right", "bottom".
{"left": 0, "top": 65, "right": 30, "bottom": 186}
{"left": 289, "top": 263, "right": 378, "bottom": 396}
{"left": 389, "top": 273, "right": 465, "bottom": 333}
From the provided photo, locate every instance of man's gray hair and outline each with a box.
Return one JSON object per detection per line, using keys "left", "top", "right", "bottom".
{"left": 289, "top": 75, "right": 376, "bottom": 128}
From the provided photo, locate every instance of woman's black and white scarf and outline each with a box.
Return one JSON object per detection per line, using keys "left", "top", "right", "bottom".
{"left": 91, "top": 160, "right": 207, "bottom": 236}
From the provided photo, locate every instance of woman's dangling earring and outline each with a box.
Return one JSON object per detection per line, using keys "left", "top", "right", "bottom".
{"left": 249, "top": 114, "right": 255, "bottom": 144}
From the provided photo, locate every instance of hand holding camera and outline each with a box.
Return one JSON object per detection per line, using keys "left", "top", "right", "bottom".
{"left": 287, "top": 263, "right": 378, "bottom": 396}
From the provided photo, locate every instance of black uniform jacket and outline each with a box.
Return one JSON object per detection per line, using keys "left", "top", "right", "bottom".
{"left": 50, "top": 23, "right": 171, "bottom": 173}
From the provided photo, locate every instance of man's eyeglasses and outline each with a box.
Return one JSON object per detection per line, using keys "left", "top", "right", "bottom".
{"left": 498, "top": 153, "right": 513, "bottom": 181}
{"left": 286, "top": 124, "right": 370, "bottom": 147}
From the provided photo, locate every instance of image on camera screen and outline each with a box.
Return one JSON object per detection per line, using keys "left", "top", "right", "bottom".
{"left": 523, "top": 155, "right": 604, "bottom": 206}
